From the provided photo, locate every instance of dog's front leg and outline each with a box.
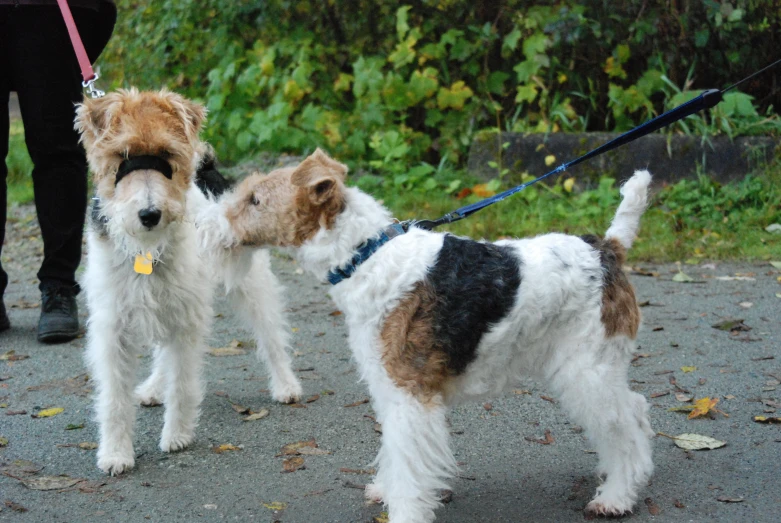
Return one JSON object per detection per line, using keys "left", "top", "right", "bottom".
{"left": 158, "top": 335, "right": 205, "bottom": 453}
{"left": 87, "top": 327, "right": 140, "bottom": 476}
{"left": 371, "top": 386, "right": 456, "bottom": 523}
{"left": 135, "top": 345, "right": 165, "bottom": 406}
{"left": 226, "top": 251, "right": 302, "bottom": 404}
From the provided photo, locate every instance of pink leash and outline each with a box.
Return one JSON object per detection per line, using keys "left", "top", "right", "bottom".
{"left": 55, "top": 0, "right": 104, "bottom": 98}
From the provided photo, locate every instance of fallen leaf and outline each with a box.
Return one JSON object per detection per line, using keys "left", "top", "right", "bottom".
{"left": 280, "top": 439, "right": 318, "bottom": 456}
{"left": 305, "top": 394, "right": 320, "bottom": 404}
{"left": 65, "top": 423, "right": 84, "bottom": 430}
{"left": 297, "top": 447, "right": 331, "bottom": 456}
{"left": 753, "top": 416, "right": 781, "bottom": 424}
{"left": 0, "top": 350, "right": 29, "bottom": 362}
{"left": 5, "top": 410, "right": 27, "bottom": 416}
{"left": 681, "top": 366, "right": 696, "bottom": 373}
{"left": 711, "top": 318, "right": 750, "bottom": 332}
{"left": 282, "top": 456, "right": 305, "bottom": 473}
{"left": 715, "top": 276, "right": 755, "bottom": 281}
{"left": 32, "top": 407, "right": 64, "bottom": 418}
{"left": 4, "top": 501, "right": 27, "bottom": 512}
{"left": 645, "top": 497, "right": 661, "bottom": 516}
{"left": 512, "top": 389, "right": 530, "bottom": 395}
{"left": 0, "top": 436, "right": 8, "bottom": 447}
{"left": 343, "top": 398, "right": 369, "bottom": 408}
{"left": 21, "top": 475, "right": 82, "bottom": 491}
{"left": 483, "top": 403, "right": 493, "bottom": 411}
{"left": 339, "top": 467, "right": 375, "bottom": 475}
{"left": 328, "top": 310, "right": 343, "bottom": 317}
{"left": 769, "top": 261, "right": 781, "bottom": 269}
{"left": 78, "top": 442, "right": 98, "bottom": 450}
{"left": 738, "top": 302, "right": 753, "bottom": 309}
{"left": 659, "top": 432, "right": 726, "bottom": 450}
{"left": 243, "top": 409, "right": 269, "bottom": 421}
{"left": 716, "top": 496, "right": 744, "bottom": 503}
{"left": 688, "top": 397, "right": 722, "bottom": 419}
{"left": 673, "top": 499, "right": 685, "bottom": 508}
{"left": 373, "top": 512, "right": 390, "bottom": 523}
{"left": 262, "top": 501, "right": 288, "bottom": 511}
{"left": 672, "top": 271, "right": 694, "bottom": 282}
{"left": 212, "top": 444, "right": 241, "bottom": 454}
{"left": 0, "top": 459, "right": 43, "bottom": 476}
{"left": 208, "top": 340, "right": 248, "bottom": 357}
{"left": 231, "top": 403, "right": 251, "bottom": 415}
{"left": 525, "top": 429, "right": 554, "bottom": 445}
{"left": 540, "top": 395, "right": 556, "bottom": 404}
{"left": 668, "top": 405, "right": 696, "bottom": 413}
{"left": 675, "top": 393, "right": 693, "bottom": 402}
{"left": 650, "top": 391, "right": 670, "bottom": 398}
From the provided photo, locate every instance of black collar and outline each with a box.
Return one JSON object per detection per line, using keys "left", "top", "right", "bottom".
{"left": 116, "top": 155, "right": 173, "bottom": 185}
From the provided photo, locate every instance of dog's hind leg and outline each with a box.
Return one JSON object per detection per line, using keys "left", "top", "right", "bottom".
{"left": 135, "top": 345, "right": 165, "bottom": 406}
{"left": 86, "top": 323, "right": 141, "bottom": 476}
{"left": 547, "top": 342, "right": 653, "bottom": 517}
{"left": 158, "top": 335, "right": 206, "bottom": 453}
{"left": 226, "top": 250, "right": 302, "bottom": 404}
{"left": 371, "top": 386, "right": 456, "bottom": 523}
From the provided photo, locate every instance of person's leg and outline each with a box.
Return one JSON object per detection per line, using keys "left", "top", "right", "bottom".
{"left": 9, "top": 6, "right": 115, "bottom": 342}
{"left": 0, "top": 7, "right": 11, "bottom": 331}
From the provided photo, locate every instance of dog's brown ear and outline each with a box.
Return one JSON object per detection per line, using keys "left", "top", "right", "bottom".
{"left": 74, "top": 91, "right": 123, "bottom": 144}
{"left": 161, "top": 90, "right": 207, "bottom": 141}
{"left": 291, "top": 148, "right": 347, "bottom": 205}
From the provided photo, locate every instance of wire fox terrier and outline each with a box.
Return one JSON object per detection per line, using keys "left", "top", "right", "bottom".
{"left": 74, "top": 89, "right": 302, "bottom": 475}
{"left": 199, "top": 149, "right": 655, "bottom": 522}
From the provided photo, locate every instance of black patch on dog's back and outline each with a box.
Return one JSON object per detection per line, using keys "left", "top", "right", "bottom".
{"left": 195, "top": 155, "right": 232, "bottom": 198}
{"left": 426, "top": 235, "right": 521, "bottom": 375}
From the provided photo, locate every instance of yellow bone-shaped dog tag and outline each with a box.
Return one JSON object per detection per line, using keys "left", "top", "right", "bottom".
{"left": 134, "top": 252, "right": 154, "bottom": 275}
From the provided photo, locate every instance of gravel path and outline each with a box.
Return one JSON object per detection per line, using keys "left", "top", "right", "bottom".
{"left": 1, "top": 202, "right": 780, "bottom": 522}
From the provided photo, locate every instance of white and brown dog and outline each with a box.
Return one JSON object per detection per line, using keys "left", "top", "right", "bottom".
{"left": 199, "top": 149, "right": 654, "bottom": 522}
{"left": 75, "top": 89, "right": 302, "bottom": 475}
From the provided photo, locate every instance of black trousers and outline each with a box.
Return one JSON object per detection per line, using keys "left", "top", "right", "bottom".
{"left": 0, "top": 4, "right": 116, "bottom": 297}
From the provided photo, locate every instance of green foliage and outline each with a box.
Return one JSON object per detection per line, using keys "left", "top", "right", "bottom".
{"left": 102, "top": 0, "right": 780, "bottom": 178}
{"left": 5, "top": 120, "right": 34, "bottom": 204}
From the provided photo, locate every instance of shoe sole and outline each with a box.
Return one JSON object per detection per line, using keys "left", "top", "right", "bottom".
{"left": 37, "top": 328, "right": 79, "bottom": 344}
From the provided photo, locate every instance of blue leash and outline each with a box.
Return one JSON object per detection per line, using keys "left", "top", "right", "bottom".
{"left": 411, "top": 58, "right": 781, "bottom": 231}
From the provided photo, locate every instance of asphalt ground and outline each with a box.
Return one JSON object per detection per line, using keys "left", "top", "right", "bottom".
{"left": 1, "top": 202, "right": 780, "bottom": 522}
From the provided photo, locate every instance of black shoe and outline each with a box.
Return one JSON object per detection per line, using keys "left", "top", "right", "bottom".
{"left": 38, "top": 285, "right": 80, "bottom": 343}
{"left": 0, "top": 301, "right": 9, "bottom": 333}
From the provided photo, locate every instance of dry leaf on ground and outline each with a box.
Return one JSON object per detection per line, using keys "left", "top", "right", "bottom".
{"left": 0, "top": 350, "right": 29, "bottom": 362}
{"left": 645, "top": 497, "right": 661, "bottom": 515}
{"left": 343, "top": 398, "right": 369, "bottom": 408}
{"left": 32, "top": 407, "right": 64, "bottom": 418}
{"left": 525, "top": 429, "right": 554, "bottom": 445}
{"left": 209, "top": 340, "right": 249, "bottom": 356}
{"left": 659, "top": 432, "right": 726, "bottom": 450}
{"left": 212, "top": 444, "right": 241, "bottom": 454}
{"left": 711, "top": 318, "right": 750, "bottom": 332}
{"left": 280, "top": 439, "right": 318, "bottom": 456}
{"left": 0, "top": 436, "right": 8, "bottom": 447}
{"left": 688, "top": 397, "right": 727, "bottom": 419}
{"left": 753, "top": 416, "right": 781, "bottom": 424}
{"left": 243, "top": 409, "right": 269, "bottom": 421}
{"left": 282, "top": 456, "right": 305, "bottom": 473}
{"left": 716, "top": 496, "right": 744, "bottom": 503}
{"left": 4, "top": 501, "right": 28, "bottom": 512}
{"left": 262, "top": 501, "right": 288, "bottom": 511}
{"left": 21, "top": 475, "right": 83, "bottom": 491}
{"left": 681, "top": 366, "right": 696, "bottom": 373}
{"left": 339, "top": 468, "right": 375, "bottom": 475}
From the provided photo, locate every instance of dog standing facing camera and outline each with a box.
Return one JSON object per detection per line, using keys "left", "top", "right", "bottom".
{"left": 199, "top": 149, "right": 655, "bottom": 522}
{"left": 75, "top": 89, "right": 301, "bottom": 476}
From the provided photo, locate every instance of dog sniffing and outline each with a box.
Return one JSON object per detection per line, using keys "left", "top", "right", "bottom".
{"left": 75, "top": 89, "right": 302, "bottom": 476}
{"left": 201, "top": 149, "right": 654, "bottom": 522}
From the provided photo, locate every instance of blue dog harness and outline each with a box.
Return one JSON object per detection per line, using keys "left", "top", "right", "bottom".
{"left": 327, "top": 223, "right": 408, "bottom": 285}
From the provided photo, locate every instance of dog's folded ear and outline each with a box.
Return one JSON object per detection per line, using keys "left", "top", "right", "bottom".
{"left": 291, "top": 148, "right": 348, "bottom": 205}
{"left": 161, "top": 90, "right": 207, "bottom": 141}
{"left": 74, "top": 91, "right": 123, "bottom": 144}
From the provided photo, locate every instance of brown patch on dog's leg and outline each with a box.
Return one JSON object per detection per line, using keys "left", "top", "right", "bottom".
{"left": 582, "top": 235, "right": 641, "bottom": 339}
{"left": 380, "top": 282, "right": 451, "bottom": 405}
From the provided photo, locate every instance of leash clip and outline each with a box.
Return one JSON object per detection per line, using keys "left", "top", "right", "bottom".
{"left": 82, "top": 73, "right": 105, "bottom": 99}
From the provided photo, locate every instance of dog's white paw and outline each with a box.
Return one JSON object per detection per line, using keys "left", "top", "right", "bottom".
{"left": 364, "top": 482, "right": 384, "bottom": 504}
{"left": 97, "top": 453, "right": 135, "bottom": 476}
{"left": 135, "top": 381, "right": 164, "bottom": 407}
{"left": 584, "top": 497, "right": 634, "bottom": 518}
{"left": 159, "top": 430, "right": 195, "bottom": 453}
{"left": 271, "top": 378, "right": 303, "bottom": 404}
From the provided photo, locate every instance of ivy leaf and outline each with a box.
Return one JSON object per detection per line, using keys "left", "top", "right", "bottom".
{"left": 395, "top": 6, "right": 412, "bottom": 40}
{"left": 515, "top": 84, "right": 538, "bottom": 105}
{"left": 437, "top": 81, "right": 474, "bottom": 110}
{"left": 502, "top": 28, "right": 522, "bottom": 53}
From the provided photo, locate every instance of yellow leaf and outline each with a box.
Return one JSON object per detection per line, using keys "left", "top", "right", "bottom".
{"left": 688, "top": 397, "right": 718, "bottom": 419}
{"left": 563, "top": 178, "right": 575, "bottom": 193}
{"left": 557, "top": 73, "right": 567, "bottom": 84}
{"left": 544, "top": 154, "right": 556, "bottom": 167}
{"left": 373, "top": 512, "right": 390, "bottom": 523}
{"left": 262, "top": 501, "right": 288, "bottom": 511}
{"left": 212, "top": 444, "right": 241, "bottom": 454}
{"left": 681, "top": 366, "right": 696, "bottom": 373}
{"left": 34, "top": 407, "right": 64, "bottom": 418}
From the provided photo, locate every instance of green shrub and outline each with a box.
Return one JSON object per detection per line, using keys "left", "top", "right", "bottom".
{"left": 103, "top": 0, "right": 780, "bottom": 176}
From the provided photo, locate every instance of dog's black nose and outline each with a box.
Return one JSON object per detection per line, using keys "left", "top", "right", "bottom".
{"left": 138, "top": 208, "right": 162, "bottom": 228}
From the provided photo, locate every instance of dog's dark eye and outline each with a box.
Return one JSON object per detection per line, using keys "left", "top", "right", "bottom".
{"left": 250, "top": 194, "right": 259, "bottom": 206}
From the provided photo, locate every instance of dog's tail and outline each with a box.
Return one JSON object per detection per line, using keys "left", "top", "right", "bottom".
{"left": 604, "top": 170, "right": 652, "bottom": 250}
{"left": 195, "top": 142, "right": 233, "bottom": 199}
